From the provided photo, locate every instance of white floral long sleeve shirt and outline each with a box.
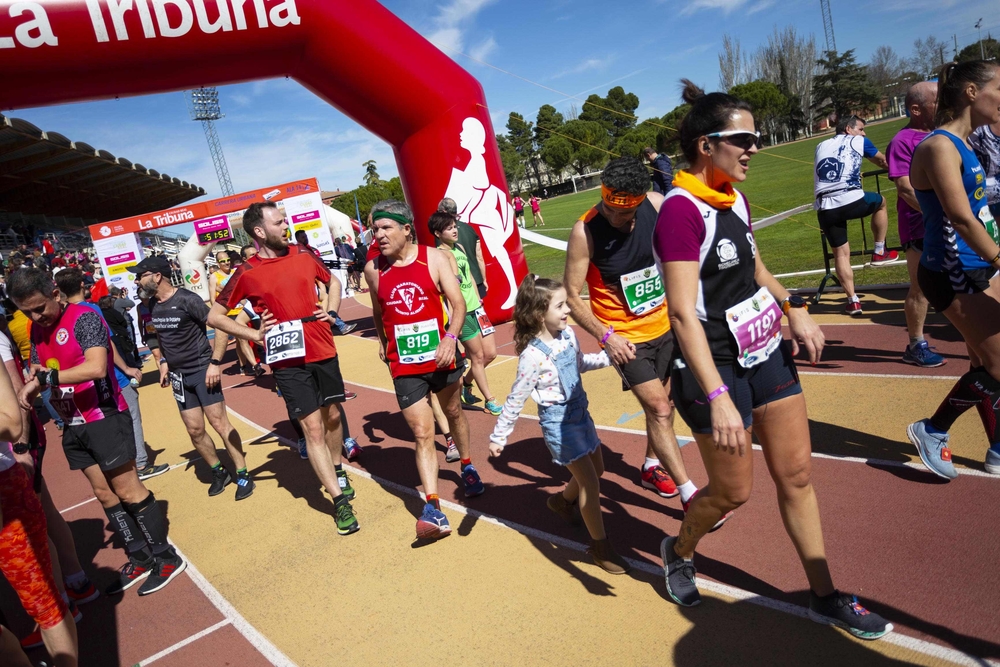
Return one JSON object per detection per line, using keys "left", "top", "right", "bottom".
{"left": 489, "top": 327, "right": 609, "bottom": 447}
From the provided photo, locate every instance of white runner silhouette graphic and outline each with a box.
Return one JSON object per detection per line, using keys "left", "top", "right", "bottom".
{"left": 444, "top": 117, "right": 518, "bottom": 309}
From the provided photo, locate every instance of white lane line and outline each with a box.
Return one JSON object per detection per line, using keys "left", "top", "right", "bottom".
{"left": 166, "top": 541, "right": 298, "bottom": 667}
{"left": 224, "top": 407, "right": 995, "bottom": 667}
{"left": 138, "top": 619, "right": 231, "bottom": 665}
{"left": 329, "top": 380, "right": 995, "bottom": 480}
{"left": 58, "top": 497, "right": 97, "bottom": 515}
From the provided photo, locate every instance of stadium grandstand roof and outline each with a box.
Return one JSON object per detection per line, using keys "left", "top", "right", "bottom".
{"left": 0, "top": 114, "right": 206, "bottom": 224}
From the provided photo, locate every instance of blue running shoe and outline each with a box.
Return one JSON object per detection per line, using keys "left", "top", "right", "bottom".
{"left": 415, "top": 503, "right": 451, "bottom": 540}
{"left": 343, "top": 437, "right": 362, "bottom": 460}
{"left": 985, "top": 447, "right": 1000, "bottom": 475}
{"left": 462, "top": 464, "right": 485, "bottom": 497}
{"left": 906, "top": 419, "right": 957, "bottom": 479}
{"left": 298, "top": 438, "right": 308, "bottom": 460}
{"left": 902, "top": 341, "right": 945, "bottom": 368}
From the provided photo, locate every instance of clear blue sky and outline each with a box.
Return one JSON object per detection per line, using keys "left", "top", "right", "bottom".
{"left": 8, "top": 0, "right": 996, "bottom": 203}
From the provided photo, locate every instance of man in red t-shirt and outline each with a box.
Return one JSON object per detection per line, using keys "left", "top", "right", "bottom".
{"left": 209, "top": 202, "right": 359, "bottom": 536}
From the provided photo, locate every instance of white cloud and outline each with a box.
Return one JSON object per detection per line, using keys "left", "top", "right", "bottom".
{"left": 425, "top": 0, "right": 498, "bottom": 59}
{"left": 549, "top": 56, "right": 616, "bottom": 80}
{"left": 747, "top": 0, "right": 775, "bottom": 15}
{"left": 677, "top": 0, "right": 752, "bottom": 16}
{"left": 469, "top": 36, "right": 497, "bottom": 61}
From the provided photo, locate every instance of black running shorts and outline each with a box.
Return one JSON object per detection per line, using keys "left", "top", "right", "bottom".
{"left": 172, "top": 366, "right": 225, "bottom": 412}
{"left": 62, "top": 411, "right": 136, "bottom": 471}
{"left": 917, "top": 263, "right": 997, "bottom": 313}
{"left": 272, "top": 356, "right": 346, "bottom": 418}
{"left": 816, "top": 192, "right": 883, "bottom": 248}
{"left": 669, "top": 341, "right": 802, "bottom": 434}
{"left": 617, "top": 331, "right": 674, "bottom": 390}
{"left": 392, "top": 358, "right": 466, "bottom": 410}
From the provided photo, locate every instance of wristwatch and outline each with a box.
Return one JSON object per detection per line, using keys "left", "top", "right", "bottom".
{"left": 209, "top": 359, "right": 222, "bottom": 366}
{"left": 781, "top": 295, "right": 808, "bottom": 314}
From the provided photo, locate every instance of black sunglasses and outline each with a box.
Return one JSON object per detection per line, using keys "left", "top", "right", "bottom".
{"left": 707, "top": 130, "right": 763, "bottom": 151}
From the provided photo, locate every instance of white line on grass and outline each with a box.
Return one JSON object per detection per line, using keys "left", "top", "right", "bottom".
{"left": 224, "top": 407, "right": 996, "bottom": 667}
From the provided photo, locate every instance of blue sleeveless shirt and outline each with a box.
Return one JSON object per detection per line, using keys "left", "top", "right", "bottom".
{"left": 917, "top": 130, "right": 997, "bottom": 272}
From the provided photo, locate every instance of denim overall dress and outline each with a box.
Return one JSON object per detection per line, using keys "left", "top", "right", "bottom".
{"left": 531, "top": 332, "right": 601, "bottom": 465}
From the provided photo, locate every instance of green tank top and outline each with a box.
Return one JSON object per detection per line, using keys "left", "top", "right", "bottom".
{"left": 448, "top": 245, "right": 481, "bottom": 312}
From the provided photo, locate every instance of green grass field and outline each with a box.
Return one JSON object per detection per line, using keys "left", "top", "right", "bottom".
{"left": 520, "top": 117, "right": 911, "bottom": 290}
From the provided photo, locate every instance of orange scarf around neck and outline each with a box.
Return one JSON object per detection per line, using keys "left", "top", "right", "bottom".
{"left": 672, "top": 170, "right": 738, "bottom": 209}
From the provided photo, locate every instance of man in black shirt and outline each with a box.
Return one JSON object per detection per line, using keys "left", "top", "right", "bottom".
{"left": 130, "top": 256, "right": 265, "bottom": 501}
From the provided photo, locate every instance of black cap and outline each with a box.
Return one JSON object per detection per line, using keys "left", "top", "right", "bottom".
{"left": 127, "top": 254, "right": 172, "bottom": 276}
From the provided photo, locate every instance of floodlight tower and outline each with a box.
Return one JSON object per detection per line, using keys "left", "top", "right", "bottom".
{"left": 186, "top": 87, "right": 234, "bottom": 197}
{"left": 820, "top": 0, "right": 836, "bottom": 54}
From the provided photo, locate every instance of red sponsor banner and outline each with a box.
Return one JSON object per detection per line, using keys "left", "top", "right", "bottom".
{"left": 89, "top": 178, "right": 320, "bottom": 240}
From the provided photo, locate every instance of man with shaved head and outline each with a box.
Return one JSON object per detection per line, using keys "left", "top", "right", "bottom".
{"left": 887, "top": 80, "right": 943, "bottom": 367}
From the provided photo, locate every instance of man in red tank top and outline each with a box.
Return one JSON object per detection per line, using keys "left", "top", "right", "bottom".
{"left": 364, "top": 200, "right": 485, "bottom": 540}
{"left": 9, "top": 269, "right": 186, "bottom": 597}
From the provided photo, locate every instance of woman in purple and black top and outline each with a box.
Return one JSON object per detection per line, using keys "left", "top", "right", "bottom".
{"left": 653, "top": 79, "right": 892, "bottom": 641}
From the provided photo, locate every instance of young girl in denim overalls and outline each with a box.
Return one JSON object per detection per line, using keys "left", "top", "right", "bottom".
{"left": 489, "top": 276, "right": 629, "bottom": 574}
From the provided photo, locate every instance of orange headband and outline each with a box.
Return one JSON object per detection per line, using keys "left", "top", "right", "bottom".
{"left": 601, "top": 184, "right": 646, "bottom": 209}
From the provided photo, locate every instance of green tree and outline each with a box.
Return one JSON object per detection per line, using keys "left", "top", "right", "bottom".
{"left": 330, "top": 177, "right": 405, "bottom": 222}
{"left": 579, "top": 86, "right": 640, "bottom": 140}
{"left": 534, "top": 104, "right": 565, "bottom": 145}
{"left": 507, "top": 112, "right": 542, "bottom": 189}
{"left": 812, "top": 49, "right": 882, "bottom": 123}
{"left": 540, "top": 135, "right": 573, "bottom": 177}
{"left": 611, "top": 121, "right": 658, "bottom": 160}
{"left": 728, "top": 80, "right": 789, "bottom": 145}
{"left": 362, "top": 159, "right": 380, "bottom": 186}
{"left": 657, "top": 104, "right": 690, "bottom": 158}
{"left": 561, "top": 119, "right": 609, "bottom": 174}
{"left": 496, "top": 134, "right": 525, "bottom": 189}
{"left": 958, "top": 37, "right": 1000, "bottom": 62}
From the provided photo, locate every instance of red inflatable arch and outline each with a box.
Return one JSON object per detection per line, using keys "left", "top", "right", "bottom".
{"left": 0, "top": 0, "right": 528, "bottom": 320}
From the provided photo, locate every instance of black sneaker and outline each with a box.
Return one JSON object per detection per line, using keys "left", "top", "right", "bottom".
{"left": 106, "top": 554, "right": 154, "bottom": 595}
{"left": 234, "top": 472, "right": 255, "bottom": 501}
{"left": 137, "top": 552, "right": 187, "bottom": 596}
{"left": 136, "top": 462, "right": 170, "bottom": 481}
{"left": 808, "top": 590, "right": 893, "bottom": 640}
{"left": 208, "top": 467, "right": 231, "bottom": 496}
{"left": 660, "top": 536, "right": 700, "bottom": 607}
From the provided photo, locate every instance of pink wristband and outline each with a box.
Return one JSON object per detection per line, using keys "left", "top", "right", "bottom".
{"left": 707, "top": 384, "right": 729, "bottom": 402}
{"left": 600, "top": 325, "right": 614, "bottom": 346}
{"left": 444, "top": 332, "right": 458, "bottom": 342}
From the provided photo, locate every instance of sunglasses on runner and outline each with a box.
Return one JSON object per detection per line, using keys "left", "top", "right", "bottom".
{"left": 707, "top": 130, "right": 762, "bottom": 151}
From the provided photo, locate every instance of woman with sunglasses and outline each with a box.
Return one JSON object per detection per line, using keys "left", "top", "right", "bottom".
{"left": 654, "top": 80, "right": 892, "bottom": 640}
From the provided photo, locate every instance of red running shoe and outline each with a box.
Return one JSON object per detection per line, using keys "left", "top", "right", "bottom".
{"left": 845, "top": 301, "right": 863, "bottom": 317}
{"left": 870, "top": 249, "right": 899, "bottom": 266}
{"left": 66, "top": 578, "right": 100, "bottom": 604}
{"left": 641, "top": 465, "right": 679, "bottom": 498}
{"left": 682, "top": 490, "right": 734, "bottom": 532}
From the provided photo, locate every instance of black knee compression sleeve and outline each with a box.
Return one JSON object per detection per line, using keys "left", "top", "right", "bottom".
{"left": 932, "top": 366, "right": 1000, "bottom": 432}
{"left": 104, "top": 503, "right": 149, "bottom": 557}
{"left": 125, "top": 493, "right": 171, "bottom": 555}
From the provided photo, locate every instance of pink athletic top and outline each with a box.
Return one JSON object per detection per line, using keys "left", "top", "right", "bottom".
{"left": 31, "top": 303, "right": 126, "bottom": 425}
{"left": 530, "top": 197, "right": 540, "bottom": 212}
